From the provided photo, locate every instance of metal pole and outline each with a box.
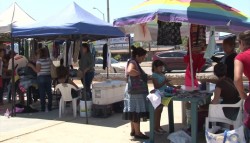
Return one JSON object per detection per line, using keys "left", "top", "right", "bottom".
{"left": 128, "top": 35, "right": 131, "bottom": 58}
{"left": 11, "top": 36, "right": 16, "bottom": 117}
{"left": 102, "top": 14, "right": 105, "bottom": 21}
{"left": 107, "top": 0, "right": 110, "bottom": 23}
{"left": 106, "top": 40, "right": 109, "bottom": 79}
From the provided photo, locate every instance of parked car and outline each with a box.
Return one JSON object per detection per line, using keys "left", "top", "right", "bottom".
{"left": 95, "top": 57, "right": 126, "bottom": 73}
{"left": 152, "top": 51, "right": 212, "bottom": 72}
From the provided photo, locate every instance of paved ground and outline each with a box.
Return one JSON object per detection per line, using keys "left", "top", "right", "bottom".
{"left": 0, "top": 83, "right": 205, "bottom": 143}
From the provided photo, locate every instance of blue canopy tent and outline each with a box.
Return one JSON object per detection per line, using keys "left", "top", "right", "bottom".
{"left": 11, "top": 2, "right": 124, "bottom": 120}
{"left": 12, "top": 2, "right": 124, "bottom": 40}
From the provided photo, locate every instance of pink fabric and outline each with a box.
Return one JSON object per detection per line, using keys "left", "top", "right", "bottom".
{"left": 235, "top": 48, "right": 250, "bottom": 81}
{"left": 184, "top": 53, "right": 205, "bottom": 87}
{"left": 235, "top": 48, "right": 250, "bottom": 128}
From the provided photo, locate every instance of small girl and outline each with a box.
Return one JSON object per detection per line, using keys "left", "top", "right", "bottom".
{"left": 152, "top": 60, "right": 180, "bottom": 134}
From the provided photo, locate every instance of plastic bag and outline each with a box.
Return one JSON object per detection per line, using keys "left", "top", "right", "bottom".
{"left": 205, "top": 126, "right": 246, "bottom": 143}
{"left": 167, "top": 130, "right": 191, "bottom": 143}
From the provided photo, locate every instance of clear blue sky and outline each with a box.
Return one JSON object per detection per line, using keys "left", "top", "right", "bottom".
{"left": 0, "top": 0, "right": 249, "bottom": 23}
{"left": 0, "top": 0, "right": 143, "bottom": 22}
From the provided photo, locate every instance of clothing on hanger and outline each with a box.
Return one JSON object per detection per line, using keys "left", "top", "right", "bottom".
{"left": 102, "top": 44, "right": 108, "bottom": 70}
{"left": 157, "top": 21, "right": 182, "bottom": 46}
{"left": 134, "top": 23, "right": 152, "bottom": 42}
{"left": 73, "top": 40, "right": 81, "bottom": 63}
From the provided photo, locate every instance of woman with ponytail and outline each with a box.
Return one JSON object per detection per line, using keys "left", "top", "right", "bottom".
{"left": 123, "top": 46, "right": 149, "bottom": 139}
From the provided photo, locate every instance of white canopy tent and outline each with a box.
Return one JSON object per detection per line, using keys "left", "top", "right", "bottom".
{"left": 0, "top": 2, "right": 35, "bottom": 34}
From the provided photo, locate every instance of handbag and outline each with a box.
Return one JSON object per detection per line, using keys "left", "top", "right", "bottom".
{"left": 205, "top": 126, "right": 246, "bottom": 143}
{"left": 127, "top": 60, "right": 148, "bottom": 94}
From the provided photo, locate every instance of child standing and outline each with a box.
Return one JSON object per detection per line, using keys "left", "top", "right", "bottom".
{"left": 152, "top": 60, "right": 180, "bottom": 134}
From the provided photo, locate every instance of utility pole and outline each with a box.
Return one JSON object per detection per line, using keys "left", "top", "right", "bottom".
{"left": 107, "top": 0, "right": 110, "bottom": 23}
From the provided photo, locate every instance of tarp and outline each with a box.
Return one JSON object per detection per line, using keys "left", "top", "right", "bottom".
{"left": 12, "top": 2, "right": 124, "bottom": 40}
{"left": 0, "top": 2, "right": 35, "bottom": 33}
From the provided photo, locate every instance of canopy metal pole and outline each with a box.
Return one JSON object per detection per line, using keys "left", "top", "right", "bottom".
{"left": 128, "top": 35, "right": 131, "bottom": 58}
{"left": 11, "top": 36, "right": 16, "bottom": 117}
{"left": 106, "top": 39, "right": 110, "bottom": 79}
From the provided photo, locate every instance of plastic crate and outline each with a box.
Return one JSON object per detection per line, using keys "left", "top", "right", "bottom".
{"left": 92, "top": 104, "right": 113, "bottom": 118}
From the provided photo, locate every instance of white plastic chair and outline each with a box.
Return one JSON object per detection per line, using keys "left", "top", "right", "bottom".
{"left": 205, "top": 100, "right": 243, "bottom": 130}
{"left": 55, "top": 83, "right": 78, "bottom": 118}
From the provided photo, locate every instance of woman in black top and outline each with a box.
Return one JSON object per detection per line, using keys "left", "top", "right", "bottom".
{"left": 211, "top": 36, "right": 237, "bottom": 80}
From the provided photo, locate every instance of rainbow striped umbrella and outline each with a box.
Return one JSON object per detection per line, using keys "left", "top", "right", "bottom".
{"left": 114, "top": 0, "right": 249, "bottom": 32}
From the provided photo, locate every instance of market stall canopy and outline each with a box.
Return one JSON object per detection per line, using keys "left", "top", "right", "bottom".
{"left": 12, "top": 2, "right": 124, "bottom": 40}
{"left": 113, "top": 0, "right": 250, "bottom": 33}
{"left": 0, "top": 2, "right": 35, "bottom": 33}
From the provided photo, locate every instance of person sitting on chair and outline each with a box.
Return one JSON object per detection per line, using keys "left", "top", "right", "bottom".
{"left": 212, "top": 63, "right": 240, "bottom": 120}
{"left": 57, "top": 66, "right": 79, "bottom": 98}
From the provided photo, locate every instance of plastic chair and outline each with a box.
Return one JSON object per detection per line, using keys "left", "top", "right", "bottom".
{"left": 205, "top": 100, "right": 243, "bottom": 130}
{"left": 55, "top": 83, "right": 78, "bottom": 118}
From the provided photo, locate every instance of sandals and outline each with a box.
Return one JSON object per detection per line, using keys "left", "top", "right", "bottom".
{"left": 134, "top": 134, "right": 149, "bottom": 139}
{"left": 154, "top": 128, "right": 168, "bottom": 134}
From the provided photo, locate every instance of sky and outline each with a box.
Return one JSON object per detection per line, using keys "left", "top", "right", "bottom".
{"left": 0, "top": 0, "right": 143, "bottom": 22}
{"left": 0, "top": 0, "right": 249, "bottom": 23}
{"left": 0, "top": 0, "right": 249, "bottom": 27}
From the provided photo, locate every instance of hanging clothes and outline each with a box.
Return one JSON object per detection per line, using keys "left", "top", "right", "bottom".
{"left": 53, "top": 41, "right": 62, "bottom": 59}
{"left": 134, "top": 23, "right": 152, "bottom": 42}
{"left": 73, "top": 40, "right": 81, "bottom": 63}
{"left": 204, "top": 27, "right": 216, "bottom": 59}
{"left": 188, "top": 24, "right": 206, "bottom": 52}
{"left": 184, "top": 53, "right": 205, "bottom": 87}
{"left": 63, "top": 41, "right": 73, "bottom": 67}
{"left": 102, "top": 44, "right": 108, "bottom": 70}
{"left": 157, "top": 21, "right": 182, "bottom": 46}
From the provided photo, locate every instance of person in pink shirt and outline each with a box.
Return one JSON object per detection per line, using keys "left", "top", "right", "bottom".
{"left": 234, "top": 30, "right": 250, "bottom": 139}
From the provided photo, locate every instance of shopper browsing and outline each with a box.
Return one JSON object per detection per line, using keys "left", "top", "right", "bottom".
{"left": 152, "top": 60, "right": 180, "bottom": 134}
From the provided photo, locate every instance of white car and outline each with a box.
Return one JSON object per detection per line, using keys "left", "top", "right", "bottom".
{"left": 95, "top": 57, "right": 126, "bottom": 73}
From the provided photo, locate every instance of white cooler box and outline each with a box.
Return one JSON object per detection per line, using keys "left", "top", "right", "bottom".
{"left": 92, "top": 80, "right": 126, "bottom": 105}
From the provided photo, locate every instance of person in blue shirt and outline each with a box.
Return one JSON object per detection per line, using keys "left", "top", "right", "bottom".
{"left": 152, "top": 60, "right": 180, "bottom": 134}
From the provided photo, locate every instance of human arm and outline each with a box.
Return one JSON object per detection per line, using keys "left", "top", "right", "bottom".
{"left": 234, "top": 60, "right": 247, "bottom": 99}
{"left": 27, "top": 63, "right": 41, "bottom": 73}
{"left": 211, "top": 87, "right": 221, "bottom": 104}
{"left": 127, "top": 62, "right": 140, "bottom": 76}
{"left": 68, "top": 79, "right": 79, "bottom": 89}
{"left": 166, "top": 82, "right": 181, "bottom": 89}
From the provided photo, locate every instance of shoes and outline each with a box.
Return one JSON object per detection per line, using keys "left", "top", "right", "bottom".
{"left": 154, "top": 129, "right": 167, "bottom": 134}
{"left": 159, "top": 128, "right": 168, "bottom": 133}
{"left": 130, "top": 132, "right": 135, "bottom": 136}
{"left": 134, "top": 134, "right": 149, "bottom": 139}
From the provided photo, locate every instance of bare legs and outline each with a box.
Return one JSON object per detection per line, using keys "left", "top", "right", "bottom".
{"left": 154, "top": 105, "right": 163, "bottom": 131}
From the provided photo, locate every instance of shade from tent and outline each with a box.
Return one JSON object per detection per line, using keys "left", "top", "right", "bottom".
{"left": 12, "top": 2, "right": 124, "bottom": 40}
{"left": 0, "top": 2, "right": 35, "bottom": 33}
{"left": 113, "top": 0, "right": 250, "bottom": 33}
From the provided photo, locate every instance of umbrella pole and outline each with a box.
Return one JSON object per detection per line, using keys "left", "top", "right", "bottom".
{"left": 188, "top": 36, "right": 194, "bottom": 90}
{"left": 128, "top": 35, "right": 132, "bottom": 58}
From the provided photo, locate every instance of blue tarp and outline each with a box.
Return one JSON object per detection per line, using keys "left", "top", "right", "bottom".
{"left": 12, "top": 2, "right": 124, "bottom": 40}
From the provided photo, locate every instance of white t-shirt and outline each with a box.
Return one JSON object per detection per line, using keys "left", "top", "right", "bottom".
{"left": 8, "top": 54, "right": 28, "bottom": 72}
